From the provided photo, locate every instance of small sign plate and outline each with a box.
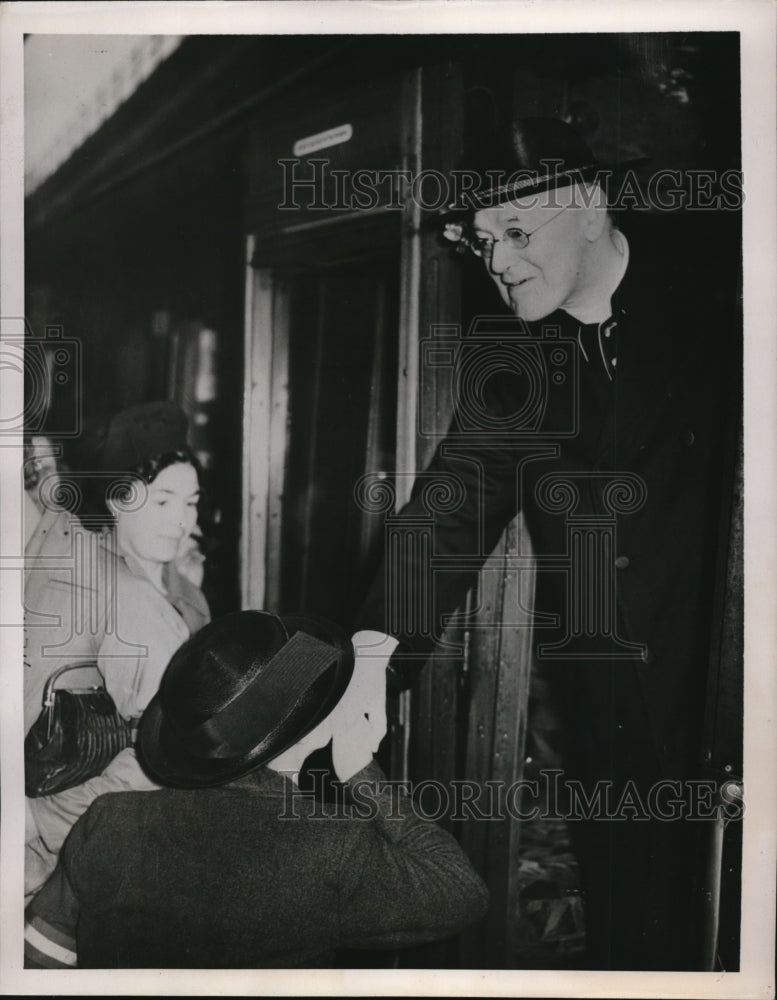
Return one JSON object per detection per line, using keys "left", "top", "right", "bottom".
{"left": 293, "top": 124, "right": 353, "bottom": 157}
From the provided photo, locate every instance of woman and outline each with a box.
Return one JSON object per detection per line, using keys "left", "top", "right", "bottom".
{"left": 25, "top": 401, "right": 210, "bottom": 899}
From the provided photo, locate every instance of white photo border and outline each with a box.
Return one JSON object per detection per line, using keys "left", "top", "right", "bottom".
{"left": 1, "top": 2, "right": 775, "bottom": 997}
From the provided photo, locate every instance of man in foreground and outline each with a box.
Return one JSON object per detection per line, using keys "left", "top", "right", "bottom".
{"left": 25, "top": 610, "right": 488, "bottom": 968}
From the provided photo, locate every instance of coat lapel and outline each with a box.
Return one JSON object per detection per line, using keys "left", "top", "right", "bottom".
{"left": 594, "top": 227, "right": 704, "bottom": 462}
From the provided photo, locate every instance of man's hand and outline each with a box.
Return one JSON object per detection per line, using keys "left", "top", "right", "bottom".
{"left": 329, "top": 631, "right": 398, "bottom": 782}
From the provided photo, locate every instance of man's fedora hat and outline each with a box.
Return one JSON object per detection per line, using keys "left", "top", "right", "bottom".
{"left": 444, "top": 116, "right": 644, "bottom": 214}
{"left": 138, "top": 610, "right": 354, "bottom": 788}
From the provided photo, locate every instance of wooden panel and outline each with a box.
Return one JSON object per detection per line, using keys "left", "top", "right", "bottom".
{"left": 245, "top": 71, "right": 405, "bottom": 234}
{"left": 241, "top": 253, "right": 274, "bottom": 611}
{"left": 457, "top": 537, "right": 507, "bottom": 967}
{"left": 402, "top": 61, "right": 465, "bottom": 793}
{"left": 392, "top": 63, "right": 471, "bottom": 970}
{"left": 408, "top": 625, "right": 466, "bottom": 809}
{"left": 264, "top": 279, "right": 291, "bottom": 614}
{"left": 459, "top": 516, "right": 535, "bottom": 969}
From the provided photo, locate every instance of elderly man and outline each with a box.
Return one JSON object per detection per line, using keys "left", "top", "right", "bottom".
{"left": 352, "top": 117, "right": 740, "bottom": 969}
{"left": 24, "top": 610, "right": 488, "bottom": 969}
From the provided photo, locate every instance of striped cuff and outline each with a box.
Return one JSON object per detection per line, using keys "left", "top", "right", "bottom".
{"left": 24, "top": 914, "right": 77, "bottom": 968}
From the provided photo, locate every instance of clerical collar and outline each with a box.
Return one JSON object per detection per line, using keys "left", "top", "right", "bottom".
{"left": 562, "top": 229, "right": 630, "bottom": 325}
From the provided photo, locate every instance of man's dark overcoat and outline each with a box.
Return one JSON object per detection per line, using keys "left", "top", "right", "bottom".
{"left": 358, "top": 208, "right": 742, "bottom": 969}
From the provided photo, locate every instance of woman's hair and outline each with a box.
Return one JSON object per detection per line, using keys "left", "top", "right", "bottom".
{"left": 23, "top": 436, "right": 39, "bottom": 492}
{"left": 80, "top": 449, "right": 200, "bottom": 529}
{"left": 128, "top": 449, "right": 198, "bottom": 487}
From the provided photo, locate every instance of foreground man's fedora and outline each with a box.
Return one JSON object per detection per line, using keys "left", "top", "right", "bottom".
{"left": 138, "top": 610, "right": 354, "bottom": 787}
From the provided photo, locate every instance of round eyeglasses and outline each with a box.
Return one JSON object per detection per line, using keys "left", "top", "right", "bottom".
{"left": 469, "top": 204, "right": 570, "bottom": 258}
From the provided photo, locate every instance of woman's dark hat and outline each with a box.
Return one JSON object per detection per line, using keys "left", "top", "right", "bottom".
{"left": 444, "top": 116, "right": 644, "bottom": 215}
{"left": 100, "top": 400, "right": 190, "bottom": 472}
{"left": 137, "top": 610, "right": 354, "bottom": 788}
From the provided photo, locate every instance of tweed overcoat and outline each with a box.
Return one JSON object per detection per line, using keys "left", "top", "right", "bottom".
{"left": 25, "top": 762, "right": 489, "bottom": 968}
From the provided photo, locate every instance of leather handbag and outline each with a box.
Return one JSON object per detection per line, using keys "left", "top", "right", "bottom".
{"left": 25, "top": 661, "right": 134, "bottom": 798}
